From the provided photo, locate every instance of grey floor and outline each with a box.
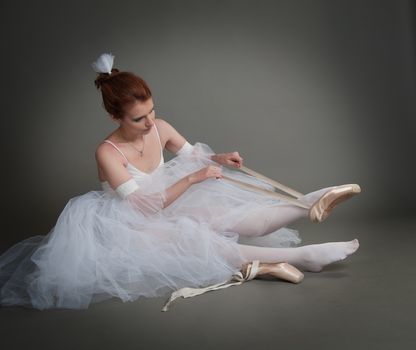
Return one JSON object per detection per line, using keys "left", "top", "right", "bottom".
{"left": 1, "top": 216, "right": 415, "bottom": 350}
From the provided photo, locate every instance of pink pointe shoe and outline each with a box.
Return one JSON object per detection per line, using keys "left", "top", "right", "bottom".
{"left": 239, "top": 260, "right": 304, "bottom": 284}
{"left": 309, "top": 184, "right": 361, "bottom": 223}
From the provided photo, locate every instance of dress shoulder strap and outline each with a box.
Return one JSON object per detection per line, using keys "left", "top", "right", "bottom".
{"left": 103, "top": 140, "right": 129, "bottom": 163}
{"left": 154, "top": 123, "right": 163, "bottom": 152}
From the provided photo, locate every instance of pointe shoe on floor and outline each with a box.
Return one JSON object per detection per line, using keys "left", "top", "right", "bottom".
{"left": 309, "top": 184, "right": 361, "bottom": 223}
{"left": 239, "top": 260, "right": 304, "bottom": 284}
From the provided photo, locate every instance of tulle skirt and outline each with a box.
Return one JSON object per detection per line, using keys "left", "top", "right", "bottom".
{"left": 0, "top": 142, "right": 302, "bottom": 310}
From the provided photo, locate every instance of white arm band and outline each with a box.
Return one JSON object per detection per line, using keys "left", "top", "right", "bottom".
{"left": 176, "top": 141, "right": 194, "bottom": 156}
{"left": 115, "top": 178, "right": 139, "bottom": 199}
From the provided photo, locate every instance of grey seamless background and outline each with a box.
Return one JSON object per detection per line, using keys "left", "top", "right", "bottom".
{"left": 0, "top": 0, "right": 415, "bottom": 246}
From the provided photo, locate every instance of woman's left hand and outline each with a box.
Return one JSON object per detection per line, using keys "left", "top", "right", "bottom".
{"left": 214, "top": 152, "right": 244, "bottom": 168}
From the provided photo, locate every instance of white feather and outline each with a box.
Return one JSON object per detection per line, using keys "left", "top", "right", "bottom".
{"left": 91, "top": 52, "right": 115, "bottom": 74}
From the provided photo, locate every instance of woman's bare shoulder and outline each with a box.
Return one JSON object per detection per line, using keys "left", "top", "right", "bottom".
{"left": 155, "top": 117, "right": 170, "bottom": 132}
{"left": 95, "top": 140, "right": 126, "bottom": 167}
{"left": 155, "top": 117, "right": 173, "bottom": 145}
{"left": 155, "top": 117, "right": 188, "bottom": 153}
{"left": 155, "top": 117, "right": 181, "bottom": 136}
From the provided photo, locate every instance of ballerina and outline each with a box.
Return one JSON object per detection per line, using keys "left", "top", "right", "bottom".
{"left": 0, "top": 52, "right": 360, "bottom": 311}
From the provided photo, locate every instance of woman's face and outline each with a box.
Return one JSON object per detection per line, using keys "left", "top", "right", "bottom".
{"left": 118, "top": 98, "right": 156, "bottom": 134}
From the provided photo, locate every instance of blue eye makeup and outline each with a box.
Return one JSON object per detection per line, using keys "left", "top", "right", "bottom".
{"left": 132, "top": 106, "right": 155, "bottom": 122}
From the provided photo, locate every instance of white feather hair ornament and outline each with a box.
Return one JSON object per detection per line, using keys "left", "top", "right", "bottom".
{"left": 91, "top": 52, "right": 115, "bottom": 74}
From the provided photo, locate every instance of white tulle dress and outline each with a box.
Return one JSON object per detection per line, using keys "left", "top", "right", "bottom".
{"left": 0, "top": 126, "right": 302, "bottom": 310}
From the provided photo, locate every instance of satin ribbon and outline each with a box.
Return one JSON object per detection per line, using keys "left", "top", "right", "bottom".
{"left": 221, "top": 164, "right": 310, "bottom": 209}
{"left": 162, "top": 261, "right": 260, "bottom": 312}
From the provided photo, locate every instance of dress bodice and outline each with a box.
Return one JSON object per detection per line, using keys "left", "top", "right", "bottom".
{"left": 100, "top": 124, "right": 164, "bottom": 192}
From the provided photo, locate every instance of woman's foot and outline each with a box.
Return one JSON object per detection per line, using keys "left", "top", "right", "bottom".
{"left": 298, "top": 239, "right": 360, "bottom": 272}
{"left": 309, "top": 184, "right": 361, "bottom": 223}
{"left": 240, "top": 261, "right": 304, "bottom": 283}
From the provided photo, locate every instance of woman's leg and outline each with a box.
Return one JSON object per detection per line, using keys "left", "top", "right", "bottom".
{"left": 228, "top": 186, "right": 336, "bottom": 237}
{"left": 237, "top": 239, "right": 360, "bottom": 272}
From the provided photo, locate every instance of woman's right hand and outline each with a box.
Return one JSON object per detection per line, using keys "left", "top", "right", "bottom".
{"left": 187, "top": 165, "right": 223, "bottom": 185}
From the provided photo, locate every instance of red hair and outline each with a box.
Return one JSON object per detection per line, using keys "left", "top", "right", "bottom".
{"left": 94, "top": 68, "right": 152, "bottom": 119}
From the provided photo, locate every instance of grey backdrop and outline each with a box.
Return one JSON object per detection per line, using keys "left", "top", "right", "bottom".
{"left": 1, "top": 1, "right": 416, "bottom": 349}
{"left": 1, "top": 0, "right": 415, "bottom": 242}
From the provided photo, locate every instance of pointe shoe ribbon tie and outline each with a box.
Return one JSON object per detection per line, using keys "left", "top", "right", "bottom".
{"left": 221, "top": 175, "right": 310, "bottom": 209}
{"left": 232, "top": 260, "right": 260, "bottom": 282}
{"left": 222, "top": 165, "right": 362, "bottom": 217}
{"left": 161, "top": 260, "right": 260, "bottom": 312}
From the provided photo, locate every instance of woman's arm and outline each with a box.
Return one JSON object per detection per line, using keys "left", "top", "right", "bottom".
{"left": 163, "top": 163, "right": 225, "bottom": 208}
{"left": 162, "top": 175, "right": 193, "bottom": 208}
{"left": 210, "top": 152, "right": 243, "bottom": 168}
{"left": 156, "top": 118, "right": 193, "bottom": 155}
{"left": 157, "top": 118, "right": 242, "bottom": 167}
{"left": 96, "top": 143, "right": 195, "bottom": 210}
{"left": 96, "top": 142, "right": 220, "bottom": 213}
{"left": 157, "top": 118, "right": 215, "bottom": 159}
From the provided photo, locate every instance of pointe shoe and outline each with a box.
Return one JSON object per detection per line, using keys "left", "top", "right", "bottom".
{"left": 238, "top": 260, "right": 304, "bottom": 284}
{"left": 309, "top": 184, "right": 361, "bottom": 223}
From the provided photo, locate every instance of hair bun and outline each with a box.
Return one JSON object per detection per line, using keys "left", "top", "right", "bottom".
{"left": 94, "top": 68, "right": 121, "bottom": 89}
{"left": 94, "top": 74, "right": 106, "bottom": 90}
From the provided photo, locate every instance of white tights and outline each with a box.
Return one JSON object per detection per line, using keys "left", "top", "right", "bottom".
{"left": 226, "top": 186, "right": 360, "bottom": 272}
{"left": 237, "top": 240, "right": 360, "bottom": 272}
{"left": 229, "top": 186, "right": 335, "bottom": 237}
